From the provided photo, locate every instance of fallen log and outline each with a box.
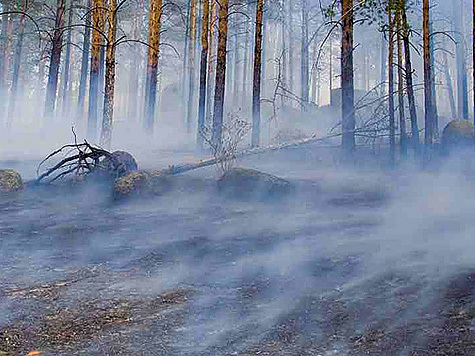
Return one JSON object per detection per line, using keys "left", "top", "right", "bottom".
{"left": 114, "top": 133, "right": 339, "bottom": 199}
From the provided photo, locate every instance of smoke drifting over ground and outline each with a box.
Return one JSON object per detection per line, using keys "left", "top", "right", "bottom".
{"left": 1, "top": 144, "right": 475, "bottom": 354}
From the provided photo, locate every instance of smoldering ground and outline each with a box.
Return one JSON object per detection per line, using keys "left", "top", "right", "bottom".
{"left": 1, "top": 145, "right": 475, "bottom": 355}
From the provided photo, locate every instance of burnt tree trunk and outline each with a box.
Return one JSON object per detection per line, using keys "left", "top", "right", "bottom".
{"left": 300, "top": 0, "right": 309, "bottom": 111}
{"left": 197, "top": 0, "right": 209, "bottom": 147}
{"left": 401, "top": 0, "right": 419, "bottom": 151}
{"left": 423, "top": 0, "right": 434, "bottom": 145}
{"left": 397, "top": 11, "right": 407, "bottom": 157}
{"left": 99, "top": 0, "right": 118, "bottom": 148}
{"left": 186, "top": 0, "right": 197, "bottom": 133}
{"left": 251, "top": 0, "right": 264, "bottom": 147}
{"left": 211, "top": 0, "right": 229, "bottom": 147}
{"left": 143, "top": 0, "right": 163, "bottom": 133}
{"left": 87, "top": 0, "right": 104, "bottom": 140}
{"left": 61, "top": 0, "right": 74, "bottom": 116}
{"left": 205, "top": 0, "right": 217, "bottom": 125}
{"left": 388, "top": 3, "right": 395, "bottom": 164}
{"left": 44, "top": 0, "right": 66, "bottom": 118}
{"left": 76, "top": 0, "right": 92, "bottom": 120}
{"left": 341, "top": 0, "right": 355, "bottom": 151}
{"left": 6, "top": 8, "right": 26, "bottom": 128}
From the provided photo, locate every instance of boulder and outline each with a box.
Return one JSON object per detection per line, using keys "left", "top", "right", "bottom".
{"left": 217, "top": 168, "right": 292, "bottom": 200}
{"left": 441, "top": 120, "right": 474, "bottom": 149}
{"left": 113, "top": 169, "right": 172, "bottom": 200}
{"left": 0, "top": 169, "right": 23, "bottom": 192}
{"left": 99, "top": 151, "right": 138, "bottom": 179}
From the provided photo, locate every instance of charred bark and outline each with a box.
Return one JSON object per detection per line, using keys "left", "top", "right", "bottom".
{"left": 211, "top": 0, "right": 229, "bottom": 147}
{"left": 143, "top": 0, "right": 163, "bottom": 133}
{"left": 77, "top": 0, "right": 92, "bottom": 120}
{"left": 87, "top": 0, "right": 104, "bottom": 141}
{"left": 100, "top": 0, "right": 118, "bottom": 148}
{"left": 197, "top": 0, "right": 209, "bottom": 147}
{"left": 341, "top": 0, "right": 355, "bottom": 151}
{"left": 251, "top": 0, "right": 264, "bottom": 147}
{"left": 44, "top": 0, "right": 66, "bottom": 118}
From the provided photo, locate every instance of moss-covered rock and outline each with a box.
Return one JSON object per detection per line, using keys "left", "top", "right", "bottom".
{"left": 441, "top": 120, "right": 474, "bottom": 148}
{"left": 113, "top": 169, "right": 172, "bottom": 199}
{"left": 217, "top": 168, "right": 292, "bottom": 200}
{"left": 0, "top": 169, "right": 23, "bottom": 192}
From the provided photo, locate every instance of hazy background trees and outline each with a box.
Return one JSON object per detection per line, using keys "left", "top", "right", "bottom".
{"left": 0, "top": 0, "right": 474, "bottom": 160}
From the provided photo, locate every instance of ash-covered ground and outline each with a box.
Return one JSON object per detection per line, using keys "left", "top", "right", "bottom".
{"left": 1, "top": 147, "right": 475, "bottom": 355}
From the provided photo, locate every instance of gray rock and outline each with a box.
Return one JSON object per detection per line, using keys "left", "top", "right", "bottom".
{"left": 0, "top": 169, "right": 23, "bottom": 192}
{"left": 217, "top": 168, "right": 292, "bottom": 200}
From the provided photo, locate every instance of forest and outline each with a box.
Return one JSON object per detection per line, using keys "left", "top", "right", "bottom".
{"left": 1, "top": 0, "right": 475, "bottom": 355}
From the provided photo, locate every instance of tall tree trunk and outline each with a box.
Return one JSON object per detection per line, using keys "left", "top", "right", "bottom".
{"left": 232, "top": 14, "right": 240, "bottom": 105}
{"left": 311, "top": 39, "right": 318, "bottom": 105}
{"left": 454, "top": 3, "right": 469, "bottom": 119}
{"left": 287, "top": 0, "right": 294, "bottom": 95}
{"left": 442, "top": 40, "right": 457, "bottom": 118}
{"left": 423, "top": 0, "right": 434, "bottom": 146}
{"left": 87, "top": 0, "right": 104, "bottom": 140}
{"left": 6, "top": 8, "right": 25, "bottom": 128}
{"left": 211, "top": 0, "right": 229, "bottom": 147}
{"left": 300, "top": 0, "right": 309, "bottom": 111}
{"left": 206, "top": 0, "right": 216, "bottom": 125}
{"left": 251, "top": 0, "right": 264, "bottom": 147}
{"left": 341, "top": 0, "right": 355, "bottom": 151}
{"left": 401, "top": 0, "right": 419, "bottom": 150}
{"left": 127, "top": 0, "right": 143, "bottom": 121}
{"left": 186, "top": 0, "right": 197, "bottom": 133}
{"left": 76, "top": 0, "right": 92, "bottom": 120}
{"left": 44, "top": 0, "right": 66, "bottom": 118}
{"left": 0, "top": 0, "right": 11, "bottom": 112}
{"left": 99, "top": 0, "right": 117, "bottom": 148}
{"left": 429, "top": 20, "right": 438, "bottom": 138}
{"left": 388, "top": 3, "right": 395, "bottom": 164}
{"left": 473, "top": 0, "right": 475, "bottom": 132}
{"left": 197, "top": 0, "right": 209, "bottom": 147}
{"left": 241, "top": 4, "right": 250, "bottom": 108}
{"left": 380, "top": 32, "right": 386, "bottom": 86}
{"left": 143, "top": 0, "right": 163, "bottom": 133}
{"left": 62, "top": 0, "right": 74, "bottom": 116}
{"left": 397, "top": 11, "right": 407, "bottom": 156}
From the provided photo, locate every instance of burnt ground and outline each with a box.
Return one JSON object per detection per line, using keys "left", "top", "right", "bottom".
{"left": 1, "top": 149, "right": 475, "bottom": 355}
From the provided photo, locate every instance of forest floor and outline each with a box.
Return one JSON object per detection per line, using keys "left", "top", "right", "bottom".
{"left": 1, "top": 147, "right": 475, "bottom": 355}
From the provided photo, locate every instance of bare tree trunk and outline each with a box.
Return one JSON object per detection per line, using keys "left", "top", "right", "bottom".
{"left": 473, "top": 0, "right": 475, "bottom": 133}
{"left": 442, "top": 42, "right": 457, "bottom": 118}
{"left": 232, "top": 14, "right": 240, "bottom": 105}
{"left": 206, "top": 0, "right": 216, "bottom": 125}
{"left": 454, "top": 2, "right": 469, "bottom": 119}
{"left": 0, "top": 0, "right": 11, "bottom": 113}
{"left": 397, "top": 11, "right": 407, "bottom": 157}
{"left": 87, "top": 0, "right": 104, "bottom": 140}
{"left": 61, "top": 0, "right": 75, "bottom": 116}
{"left": 143, "top": 0, "right": 163, "bottom": 133}
{"left": 388, "top": 3, "right": 395, "bottom": 164}
{"left": 100, "top": 0, "right": 117, "bottom": 148}
{"left": 211, "top": 0, "right": 229, "bottom": 147}
{"left": 44, "top": 0, "right": 66, "bottom": 118}
{"left": 380, "top": 32, "right": 386, "bottom": 86}
{"left": 401, "top": 0, "right": 419, "bottom": 150}
{"left": 429, "top": 20, "right": 438, "bottom": 138}
{"left": 127, "top": 0, "right": 143, "bottom": 121}
{"left": 287, "top": 0, "right": 294, "bottom": 95}
{"left": 76, "top": 0, "right": 92, "bottom": 120}
{"left": 6, "top": 8, "right": 26, "bottom": 128}
{"left": 300, "top": 0, "right": 309, "bottom": 111}
{"left": 341, "top": 0, "right": 355, "bottom": 151}
{"left": 241, "top": 3, "right": 250, "bottom": 108}
{"left": 251, "top": 0, "right": 264, "bottom": 147}
{"left": 186, "top": 0, "right": 197, "bottom": 133}
{"left": 197, "top": 0, "right": 209, "bottom": 147}
{"left": 423, "top": 0, "right": 434, "bottom": 146}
